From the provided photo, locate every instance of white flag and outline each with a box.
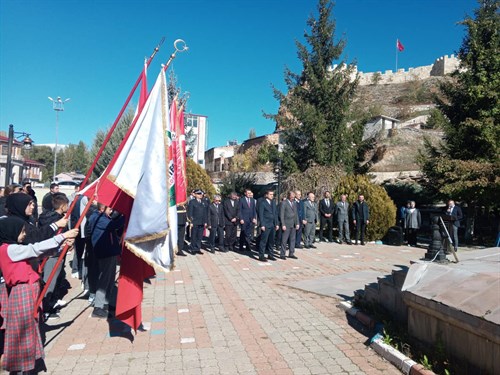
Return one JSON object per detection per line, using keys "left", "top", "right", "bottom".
{"left": 108, "top": 68, "right": 174, "bottom": 271}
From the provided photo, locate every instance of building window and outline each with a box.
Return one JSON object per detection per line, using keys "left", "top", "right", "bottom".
{"left": 186, "top": 115, "right": 198, "bottom": 128}
{"left": 198, "top": 160, "right": 203, "bottom": 165}
{"left": 1, "top": 145, "right": 7, "bottom": 156}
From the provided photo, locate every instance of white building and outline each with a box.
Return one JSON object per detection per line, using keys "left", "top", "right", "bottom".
{"left": 185, "top": 113, "right": 208, "bottom": 167}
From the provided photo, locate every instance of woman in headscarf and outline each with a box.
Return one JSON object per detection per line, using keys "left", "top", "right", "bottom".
{"left": 0, "top": 216, "right": 78, "bottom": 373}
{"left": 5, "top": 193, "right": 67, "bottom": 244}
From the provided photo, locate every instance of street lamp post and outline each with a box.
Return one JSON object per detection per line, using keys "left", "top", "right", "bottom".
{"left": 48, "top": 96, "right": 70, "bottom": 181}
{"left": 5, "top": 124, "right": 33, "bottom": 185}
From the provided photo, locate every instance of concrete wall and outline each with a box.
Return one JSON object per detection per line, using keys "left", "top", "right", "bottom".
{"left": 405, "top": 294, "right": 500, "bottom": 375}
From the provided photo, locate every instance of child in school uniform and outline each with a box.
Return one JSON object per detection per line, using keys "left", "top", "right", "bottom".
{"left": 0, "top": 215, "right": 78, "bottom": 374}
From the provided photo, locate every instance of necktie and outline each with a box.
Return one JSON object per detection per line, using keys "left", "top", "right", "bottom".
{"left": 326, "top": 199, "right": 329, "bottom": 207}
{"left": 247, "top": 198, "right": 250, "bottom": 207}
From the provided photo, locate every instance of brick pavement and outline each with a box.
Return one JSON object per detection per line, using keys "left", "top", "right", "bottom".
{"left": 36, "top": 242, "right": 426, "bottom": 375}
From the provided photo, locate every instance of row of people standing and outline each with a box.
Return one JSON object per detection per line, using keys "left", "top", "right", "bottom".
{"left": 180, "top": 189, "right": 371, "bottom": 262}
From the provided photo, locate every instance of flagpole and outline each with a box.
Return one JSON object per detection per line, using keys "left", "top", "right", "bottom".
{"left": 33, "top": 39, "right": 167, "bottom": 318}
{"left": 395, "top": 39, "right": 398, "bottom": 72}
{"left": 163, "top": 39, "right": 189, "bottom": 72}
{"left": 104, "top": 39, "right": 189, "bottom": 183}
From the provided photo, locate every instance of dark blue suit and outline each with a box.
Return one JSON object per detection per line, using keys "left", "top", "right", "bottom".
{"left": 208, "top": 202, "right": 225, "bottom": 251}
{"left": 239, "top": 196, "right": 256, "bottom": 250}
{"left": 258, "top": 197, "right": 278, "bottom": 258}
{"left": 352, "top": 200, "right": 369, "bottom": 244}
{"left": 295, "top": 198, "right": 305, "bottom": 247}
{"left": 445, "top": 205, "right": 463, "bottom": 250}
{"left": 188, "top": 198, "right": 208, "bottom": 253}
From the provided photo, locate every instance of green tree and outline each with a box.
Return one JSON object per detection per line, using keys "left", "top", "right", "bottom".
{"left": 420, "top": 0, "right": 500, "bottom": 210}
{"left": 423, "top": 108, "right": 448, "bottom": 129}
{"left": 168, "top": 70, "right": 196, "bottom": 158}
{"left": 266, "top": 0, "right": 359, "bottom": 172}
{"left": 434, "top": 0, "right": 499, "bottom": 162}
{"left": 248, "top": 128, "right": 256, "bottom": 139}
{"left": 186, "top": 158, "right": 216, "bottom": 199}
{"left": 89, "top": 109, "right": 134, "bottom": 178}
{"left": 23, "top": 145, "right": 54, "bottom": 183}
{"left": 61, "top": 141, "right": 90, "bottom": 173}
{"left": 219, "top": 172, "right": 256, "bottom": 198}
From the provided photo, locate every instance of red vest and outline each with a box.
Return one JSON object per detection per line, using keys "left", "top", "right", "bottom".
{"left": 0, "top": 243, "right": 40, "bottom": 287}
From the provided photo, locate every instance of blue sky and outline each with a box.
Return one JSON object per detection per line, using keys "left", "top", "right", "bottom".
{"left": 1, "top": 0, "right": 476, "bottom": 150}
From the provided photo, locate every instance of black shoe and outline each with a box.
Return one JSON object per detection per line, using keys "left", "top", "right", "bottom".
{"left": 361, "top": 242, "right": 365, "bottom": 246}
{"left": 209, "top": 248, "right": 215, "bottom": 253}
{"left": 258, "top": 256, "right": 267, "bottom": 262}
{"left": 280, "top": 255, "right": 286, "bottom": 260}
{"left": 310, "top": 245, "right": 317, "bottom": 249}
{"left": 289, "top": 255, "right": 298, "bottom": 259}
{"left": 347, "top": 241, "right": 352, "bottom": 245}
{"left": 176, "top": 250, "right": 187, "bottom": 256}
{"left": 296, "top": 245, "right": 303, "bottom": 249}
{"left": 92, "top": 307, "right": 108, "bottom": 319}
{"left": 354, "top": 241, "right": 358, "bottom": 245}
{"left": 268, "top": 256, "right": 277, "bottom": 261}
{"left": 304, "top": 245, "right": 310, "bottom": 249}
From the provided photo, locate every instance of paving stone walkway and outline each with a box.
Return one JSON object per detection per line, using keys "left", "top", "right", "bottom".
{"left": 39, "top": 242, "right": 427, "bottom": 374}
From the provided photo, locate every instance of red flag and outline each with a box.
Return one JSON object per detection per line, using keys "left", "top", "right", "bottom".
{"left": 397, "top": 39, "right": 405, "bottom": 52}
{"left": 82, "top": 61, "right": 156, "bottom": 332}
{"left": 174, "top": 104, "right": 188, "bottom": 204}
{"left": 115, "top": 61, "right": 156, "bottom": 332}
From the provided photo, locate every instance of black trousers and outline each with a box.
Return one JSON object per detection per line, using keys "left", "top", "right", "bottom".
{"left": 259, "top": 226, "right": 275, "bottom": 257}
{"left": 224, "top": 224, "right": 238, "bottom": 249}
{"left": 190, "top": 225, "right": 204, "bottom": 252}
{"left": 406, "top": 228, "right": 418, "bottom": 246}
{"left": 319, "top": 217, "right": 333, "bottom": 241}
{"left": 239, "top": 222, "right": 253, "bottom": 250}
{"left": 355, "top": 222, "right": 367, "bottom": 243}
{"left": 177, "top": 224, "right": 186, "bottom": 251}
{"left": 209, "top": 225, "right": 225, "bottom": 249}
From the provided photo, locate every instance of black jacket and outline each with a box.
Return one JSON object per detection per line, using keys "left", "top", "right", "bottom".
{"left": 188, "top": 199, "right": 208, "bottom": 226}
{"left": 208, "top": 203, "right": 224, "bottom": 228}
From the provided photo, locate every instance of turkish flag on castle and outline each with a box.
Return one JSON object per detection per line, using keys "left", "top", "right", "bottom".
{"left": 397, "top": 39, "right": 405, "bottom": 52}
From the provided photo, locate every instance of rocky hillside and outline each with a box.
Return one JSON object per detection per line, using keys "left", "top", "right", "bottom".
{"left": 355, "top": 76, "right": 446, "bottom": 120}
{"left": 354, "top": 76, "right": 448, "bottom": 182}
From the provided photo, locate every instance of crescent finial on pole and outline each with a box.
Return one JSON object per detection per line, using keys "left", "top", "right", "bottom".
{"left": 163, "top": 39, "right": 188, "bottom": 71}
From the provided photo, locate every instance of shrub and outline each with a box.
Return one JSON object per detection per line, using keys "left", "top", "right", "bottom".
{"left": 281, "top": 165, "right": 346, "bottom": 201}
{"left": 186, "top": 158, "right": 216, "bottom": 199}
{"left": 333, "top": 175, "right": 396, "bottom": 241}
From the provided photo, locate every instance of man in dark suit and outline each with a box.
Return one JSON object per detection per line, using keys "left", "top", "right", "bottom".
{"left": 208, "top": 194, "right": 225, "bottom": 253}
{"left": 319, "top": 191, "right": 335, "bottom": 242}
{"left": 303, "top": 192, "right": 318, "bottom": 248}
{"left": 187, "top": 189, "right": 208, "bottom": 254}
{"left": 445, "top": 199, "right": 463, "bottom": 252}
{"left": 280, "top": 191, "right": 300, "bottom": 259}
{"left": 223, "top": 191, "right": 240, "bottom": 251}
{"left": 257, "top": 190, "right": 279, "bottom": 262}
{"left": 239, "top": 188, "right": 257, "bottom": 252}
{"left": 335, "top": 194, "right": 351, "bottom": 244}
{"left": 352, "top": 194, "right": 369, "bottom": 245}
{"left": 176, "top": 203, "right": 188, "bottom": 256}
{"left": 294, "top": 190, "right": 305, "bottom": 248}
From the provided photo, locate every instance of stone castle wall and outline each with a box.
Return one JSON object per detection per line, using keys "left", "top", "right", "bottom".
{"left": 355, "top": 54, "right": 459, "bottom": 86}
